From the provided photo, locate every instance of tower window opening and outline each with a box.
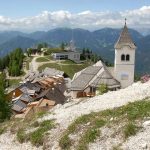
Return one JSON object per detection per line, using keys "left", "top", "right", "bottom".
{"left": 126, "top": 54, "right": 130, "bottom": 61}
{"left": 121, "top": 54, "right": 125, "bottom": 61}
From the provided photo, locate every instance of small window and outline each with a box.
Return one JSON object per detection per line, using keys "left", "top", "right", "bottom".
{"left": 126, "top": 54, "right": 130, "bottom": 61}
{"left": 121, "top": 54, "right": 125, "bottom": 61}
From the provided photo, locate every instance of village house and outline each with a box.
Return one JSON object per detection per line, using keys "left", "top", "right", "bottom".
{"left": 70, "top": 21, "right": 136, "bottom": 98}
{"left": 71, "top": 61, "right": 120, "bottom": 98}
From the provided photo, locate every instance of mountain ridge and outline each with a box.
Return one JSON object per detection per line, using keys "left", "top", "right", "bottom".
{"left": 0, "top": 27, "right": 149, "bottom": 74}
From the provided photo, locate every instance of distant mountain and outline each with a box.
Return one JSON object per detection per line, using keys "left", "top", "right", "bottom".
{"left": 0, "top": 36, "right": 38, "bottom": 56}
{"left": 0, "top": 31, "right": 27, "bottom": 45}
{"left": 0, "top": 28, "right": 149, "bottom": 75}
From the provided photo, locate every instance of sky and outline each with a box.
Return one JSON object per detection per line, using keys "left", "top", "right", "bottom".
{"left": 0, "top": 0, "right": 150, "bottom": 32}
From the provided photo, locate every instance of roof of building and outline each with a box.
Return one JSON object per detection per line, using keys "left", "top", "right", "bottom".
{"left": 115, "top": 22, "right": 136, "bottom": 49}
{"left": 19, "top": 82, "right": 41, "bottom": 93}
{"left": 71, "top": 61, "right": 120, "bottom": 91}
{"left": 36, "top": 87, "right": 66, "bottom": 104}
{"left": 52, "top": 51, "right": 81, "bottom": 55}
{"left": 19, "top": 93, "right": 33, "bottom": 103}
{"left": 90, "top": 67, "right": 120, "bottom": 88}
{"left": 71, "top": 66, "right": 102, "bottom": 90}
{"left": 12, "top": 100, "right": 27, "bottom": 112}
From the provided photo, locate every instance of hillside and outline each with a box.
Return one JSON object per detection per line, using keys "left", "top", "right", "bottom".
{"left": 0, "top": 81, "right": 150, "bottom": 149}
{"left": 0, "top": 36, "right": 38, "bottom": 56}
{"left": 0, "top": 28, "right": 149, "bottom": 74}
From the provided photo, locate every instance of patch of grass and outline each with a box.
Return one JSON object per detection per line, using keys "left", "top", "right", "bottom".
{"left": 77, "top": 128, "right": 100, "bottom": 150}
{"left": 0, "top": 128, "right": 5, "bottom": 135}
{"left": 38, "top": 62, "right": 90, "bottom": 78}
{"left": 8, "top": 79, "right": 21, "bottom": 87}
{"left": 30, "top": 128, "right": 45, "bottom": 146}
{"left": 15, "top": 119, "right": 55, "bottom": 147}
{"left": 59, "top": 99, "right": 150, "bottom": 149}
{"left": 59, "top": 134, "right": 72, "bottom": 150}
{"left": 25, "top": 56, "right": 33, "bottom": 70}
{"left": 123, "top": 123, "right": 140, "bottom": 139}
{"left": 36, "top": 57, "right": 49, "bottom": 62}
{"left": 94, "top": 119, "right": 106, "bottom": 128}
{"left": 17, "top": 128, "right": 27, "bottom": 143}
{"left": 62, "top": 60, "right": 76, "bottom": 64}
{"left": 36, "top": 111, "right": 48, "bottom": 118}
{"left": 30, "top": 120, "right": 55, "bottom": 146}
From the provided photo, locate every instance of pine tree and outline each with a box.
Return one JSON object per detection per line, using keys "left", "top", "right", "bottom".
{"left": 0, "top": 74, "right": 11, "bottom": 122}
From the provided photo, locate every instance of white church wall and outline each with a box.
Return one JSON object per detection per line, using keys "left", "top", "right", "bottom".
{"left": 114, "top": 46, "right": 136, "bottom": 88}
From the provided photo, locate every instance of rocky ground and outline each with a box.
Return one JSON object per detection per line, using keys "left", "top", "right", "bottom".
{"left": 0, "top": 81, "right": 150, "bottom": 150}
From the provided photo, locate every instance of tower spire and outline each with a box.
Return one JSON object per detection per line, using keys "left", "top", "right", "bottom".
{"left": 114, "top": 19, "right": 136, "bottom": 49}
{"left": 125, "top": 18, "right": 127, "bottom": 26}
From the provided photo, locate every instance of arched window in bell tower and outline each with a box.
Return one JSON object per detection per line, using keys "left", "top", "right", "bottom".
{"left": 126, "top": 54, "right": 130, "bottom": 61}
{"left": 121, "top": 54, "right": 125, "bottom": 61}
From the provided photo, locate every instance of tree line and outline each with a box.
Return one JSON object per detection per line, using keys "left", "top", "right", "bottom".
{"left": 0, "top": 73, "right": 11, "bottom": 122}
{"left": 0, "top": 48, "right": 24, "bottom": 76}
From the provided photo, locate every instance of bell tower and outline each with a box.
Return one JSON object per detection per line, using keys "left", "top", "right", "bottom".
{"left": 114, "top": 19, "right": 136, "bottom": 88}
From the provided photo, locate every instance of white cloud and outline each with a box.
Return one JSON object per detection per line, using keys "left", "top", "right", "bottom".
{"left": 0, "top": 6, "right": 150, "bottom": 32}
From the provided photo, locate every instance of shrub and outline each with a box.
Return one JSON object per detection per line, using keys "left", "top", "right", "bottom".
{"left": 98, "top": 84, "right": 108, "bottom": 95}
{"left": 30, "top": 120, "right": 54, "bottom": 146}
{"left": 59, "top": 134, "right": 72, "bottom": 150}
{"left": 77, "top": 128, "right": 100, "bottom": 150}
{"left": 17, "top": 128, "right": 26, "bottom": 143}
{"left": 123, "top": 123, "right": 139, "bottom": 139}
{"left": 0, "top": 128, "right": 5, "bottom": 135}
{"left": 30, "top": 128, "right": 45, "bottom": 146}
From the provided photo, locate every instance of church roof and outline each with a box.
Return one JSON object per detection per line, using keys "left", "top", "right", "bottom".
{"left": 71, "top": 61, "right": 121, "bottom": 91}
{"left": 115, "top": 21, "right": 136, "bottom": 49}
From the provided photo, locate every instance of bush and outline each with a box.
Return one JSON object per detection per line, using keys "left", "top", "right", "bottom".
{"left": 59, "top": 134, "right": 72, "bottom": 150}
{"left": 98, "top": 84, "right": 108, "bottom": 95}
{"left": 77, "top": 128, "right": 100, "bottom": 150}
{"left": 17, "top": 128, "right": 26, "bottom": 143}
{"left": 30, "top": 120, "right": 54, "bottom": 146}
{"left": 123, "top": 123, "right": 139, "bottom": 139}
{"left": 0, "top": 128, "right": 5, "bottom": 135}
{"left": 30, "top": 128, "right": 45, "bottom": 146}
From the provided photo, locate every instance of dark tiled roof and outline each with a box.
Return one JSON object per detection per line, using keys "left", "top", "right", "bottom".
{"left": 20, "top": 93, "right": 33, "bottom": 103}
{"left": 115, "top": 24, "right": 136, "bottom": 49}
{"left": 36, "top": 87, "right": 66, "bottom": 104}
{"left": 19, "top": 82, "right": 41, "bottom": 93}
{"left": 12, "top": 100, "right": 27, "bottom": 112}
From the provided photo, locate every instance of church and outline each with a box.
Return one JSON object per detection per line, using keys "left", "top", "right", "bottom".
{"left": 70, "top": 20, "right": 136, "bottom": 98}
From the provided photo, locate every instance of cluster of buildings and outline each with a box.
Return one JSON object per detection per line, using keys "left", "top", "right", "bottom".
{"left": 8, "top": 68, "right": 66, "bottom": 119}
{"left": 8, "top": 21, "right": 137, "bottom": 118}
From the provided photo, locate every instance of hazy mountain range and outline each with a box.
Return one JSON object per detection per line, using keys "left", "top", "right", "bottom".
{"left": 0, "top": 28, "right": 149, "bottom": 75}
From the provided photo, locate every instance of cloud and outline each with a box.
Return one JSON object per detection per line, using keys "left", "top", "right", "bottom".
{"left": 0, "top": 6, "right": 150, "bottom": 32}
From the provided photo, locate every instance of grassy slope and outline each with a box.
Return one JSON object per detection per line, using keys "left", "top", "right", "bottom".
{"left": 38, "top": 61, "right": 91, "bottom": 78}
{"left": 59, "top": 99, "right": 150, "bottom": 150}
